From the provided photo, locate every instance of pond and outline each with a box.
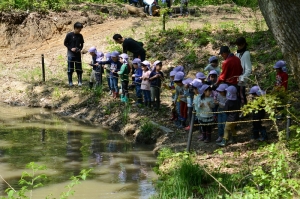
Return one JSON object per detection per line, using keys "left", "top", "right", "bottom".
{"left": 0, "top": 103, "right": 157, "bottom": 199}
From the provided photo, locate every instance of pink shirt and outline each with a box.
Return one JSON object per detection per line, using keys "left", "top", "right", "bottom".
{"left": 141, "top": 71, "right": 151, "bottom": 90}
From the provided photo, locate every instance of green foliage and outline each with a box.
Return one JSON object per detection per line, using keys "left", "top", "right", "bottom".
{"left": 4, "top": 162, "right": 91, "bottom": 199}
{"left": 139, "top": 117, "right": 158, "bottom": 140}
{"left": 121, "top": 103, "right": 131, "bottom": 124}
{"left": 105, "top": 36, "right": 122, "bottom": 53}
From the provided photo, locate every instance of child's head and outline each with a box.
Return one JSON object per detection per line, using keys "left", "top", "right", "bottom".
{"left": 208, "top": 56, "right": 218, "bottom": 67}
{"left": 196, "top": 72, "right": 207, "bottom": 82}
{"left": 249, "top": 86, "right": 265, "bottom": 97}
{"left": 200, "top": 84, "right": 212, "bottom": 98}
{"left": 169, "top": 70, "right": 177, "bottom": 81}
{"left": 132, "top": 58, "right": 141, "bottom": 69}
{"left": 225, "top": 86, "right": 237, "bottom": 100}
{"left": 74, "top": 22, "right": 83, "bottom": 34}
{"left": 208, "top": 70, "right": 218, "bottom": 83}
{"left": 153, "top": 60, "right": 162, "bottom": 71}
{"left": 174, "top": 72, "right": 184, "bottom": 86}
{"left": 218, "top": 46, "right": 231, "bottom": 60}
{"left": 110, "top": 51, "right": 119, "bottom": 62}
{"left": 88, "top": 47, "right": 97, "bottom": 56}
{"left": 216, "top": 84, "right": 228, "bottom": 96}
{"left": 141, "top": 60, "right": 150, "bottom": 71}
{"left": 119, "top": 53, "right": 128, "bottom": 64}
{"left": 273, "top": 60, "right": 286, "bottom": 72}
{"left": 96, "top": 52, "right": 104, "bottom": 62}
{"left": 235, "top": 37, "right": 247, "bottom": 50}
{"left": 191, "top": 79, "right": 202, "bottom": 94}
{"left": 173, "top": 66, "right": 184, "bottom": 74}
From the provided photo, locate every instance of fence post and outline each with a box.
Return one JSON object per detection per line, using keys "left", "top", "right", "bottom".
{"left": 187, "top": 107, "right": 195, "bottom": 152}
{"left": 162, "top": 14, "right": 166, "bottom": 31}
{"left": 41, "top": 54, "right": 45, "bottom": 82}
{"left": 286, "top": 104, "right": 291, "bottom": 140}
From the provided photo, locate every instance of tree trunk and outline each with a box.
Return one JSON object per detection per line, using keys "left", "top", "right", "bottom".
{"left": 258, "top": 0, "right": 300, "bottom": 88}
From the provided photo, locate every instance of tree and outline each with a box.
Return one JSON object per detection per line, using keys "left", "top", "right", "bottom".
{"left": 258, "top": 0, "right": 300, "bottom": 87}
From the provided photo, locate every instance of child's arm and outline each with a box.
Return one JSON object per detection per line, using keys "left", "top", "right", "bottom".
{"left": 117, "top": 64, "right": 125, "bottom": 75}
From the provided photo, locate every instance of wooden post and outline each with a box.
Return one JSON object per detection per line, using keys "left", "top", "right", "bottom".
{"left": 187, "top": 107, "right": 195, "bottom": 152}
{"left": 41, "top": 54, "right": 45, "bottom": 82}
{"left": 286, "top": 105, "right": 291, "bottom": 140}
{"left": 162, "top": 14, "right": 166, "bottom": 31}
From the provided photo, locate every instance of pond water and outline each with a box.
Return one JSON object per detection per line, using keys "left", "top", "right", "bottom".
{"left": 0, "top": 103, "right": 157, "bottom": 199}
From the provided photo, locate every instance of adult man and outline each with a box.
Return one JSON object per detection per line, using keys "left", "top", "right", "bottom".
{"left": 113, "top": 34, "right": 146, "bottom": 61}
{"left": 216, "top": 46, "right": 243, "bottom": 87}
{"left": 64, "top": 22, "right": 84, "bottom": 86}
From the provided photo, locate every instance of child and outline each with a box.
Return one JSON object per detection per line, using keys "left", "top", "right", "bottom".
{"left": 118, "top": 53, "right": 130, "bottom": 103}
{"left": 214, "top": 84, "right": 228, "bottom": 142}
{"left": 104, "top": 52, "right": 112, "bottom": 95}
{"left": 194, "top": 84, "right": 215, "bottom": 143}
{"left": 132, "top": 58, "right": 143, "bottom": 105}
{"left": 95, "top": 51, "right": 104, "bottom": 88}
{"left": 97, "top": 51, "right": 122, "bottom": 99}
{"left": 182, "top": 78, "right": 194, "bottom": 131}
{"left": 249, "top": 86, "right": 267, "bottom": 141}
{"left": 149, "top": 60, "right": 164, "bottom": 110}
{"left": 88, "top": 47, "right": 99, "bottom": 89}
{"left": 180, "top": 0, "right": 189, "bottom": 17}
{"left": 164, "top": 70, "right": 177, "bottom": 121}
{"left": 173, "top": 72, "right": 187, "bottom": 128}
{"left": 173, "top": 65, "right": 185, "bottom": 74}
{"left": 204, "top": 56, "right": 220, "bottom": 75}
{"left": 196, "top": 72, "right": 207, "bottom": 84}
{"left": 64, "top": 22, "right": 84, "bottom": 87}
{"left": 206, "top": 70, "right": 218, "bottom": 85}
{"left": 217, "top": 86, "right": 240, "bottom": 147}
{"left": 274, "top": 60, "right": 288, "bottom": 91}
{"left": 141, "top": 61, "right": 152, "bottom": 107}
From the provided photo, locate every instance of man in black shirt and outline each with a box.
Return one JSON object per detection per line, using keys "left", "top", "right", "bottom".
{"left": 64, "top": 22, "right": 84, "bottom": 86}
{"left": 113, "top": 34, "right": 146, "bottom": 61}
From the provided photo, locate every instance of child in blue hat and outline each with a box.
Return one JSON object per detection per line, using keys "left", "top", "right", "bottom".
{"left": 204, "top": 56, "right": 220, "bottom": 75}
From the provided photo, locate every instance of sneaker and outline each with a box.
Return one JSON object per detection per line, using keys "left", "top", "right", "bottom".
{"left": 215, "top": 137, "right": 223, "bottom": 142}
{"left": 184, "top": 126, "right": 190, "bottom": 131}
{"left": 217, "top": 139, "right": 227, "bottom": 147}
{"left": 78, "top": 82, "right": 82, "bottom": 87}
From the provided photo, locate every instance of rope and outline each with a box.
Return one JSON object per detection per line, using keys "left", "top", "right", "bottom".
{"left": 193, "top": 118, "right": 273, "bottom": 126}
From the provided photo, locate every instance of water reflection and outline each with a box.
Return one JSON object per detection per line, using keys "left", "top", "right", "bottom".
{"left": 0, "top": 118, "right": 156, "bottom": 198}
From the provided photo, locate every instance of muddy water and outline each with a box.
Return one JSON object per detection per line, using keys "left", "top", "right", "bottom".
{"left": 0, "top": 103, "right": 157, "bottom": 199}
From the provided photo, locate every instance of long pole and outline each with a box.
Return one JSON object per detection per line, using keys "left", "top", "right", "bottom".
{"left": 187, "top": 107, "right": 195, "bottom": 152}
{"left": 41, "top": 54, "right": 45, "bottom": 82}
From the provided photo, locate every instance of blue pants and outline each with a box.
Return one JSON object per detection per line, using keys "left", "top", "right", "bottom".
{"left": 142, "top": 90, "right": 151, "bottom": 102}
{"left": 176, "top": 102, "right": 180, "bottom": 119}
{"left": 107, "top": 77, "right": 111, "bottom": 90}
{"left": 135, "top": 84, "right": 143, "bottom": 103}
{"left": 110, "top": 77, "right": 118, "bottom": 92}
{"left": 217, "top": 112, "right": 227, "bottom": 137}
{"left": 143, "top": 1, "right": 153, "bottom": 15}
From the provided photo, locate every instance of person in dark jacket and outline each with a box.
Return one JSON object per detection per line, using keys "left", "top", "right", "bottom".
{"left": 217, "top": 86, "right": 240, "bottom": 147}
{"left": 64, "top": 22, "right": 84, "bottom": 87}
{"left": 249, "top": 86, "right": 267, "bottom": 141}
{"left": 149, "top": 60, "right": 164, "bottom": 110}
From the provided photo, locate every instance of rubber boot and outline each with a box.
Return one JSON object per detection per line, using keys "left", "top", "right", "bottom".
{"left": 150, "top": 101, "right": 155, "bottom": 109}
{"left": 259, "top": 127, "right": 268, "bottom": 141}
{"left": 120, "top": 94, "right": 125, "bottom": 102}
{"left": 156, "top": 100, "right": 161, "bottom": 110}
{"left": 113, "top": 92, "right": 117, "bottom": 99}
{"left": 198, "top": 132, "right": 206, "bottom": 141}
{"left": 251, "top": 130, "right": 260, "bottom": 140}
{"left": 68, "top": 72, "right": 73, "bottom": 86}
{"left": 179, "top": 120, "right": 186, "bottom": 129}
{"left": 89, "top": 82, "right": 93, "bottom": 89}
{"left": 77, "top": 72, "right": 82, "bottom": 86}
{"left": 147, "top": 101, "right": 151, "bottom": 108}
{"left": 204, "top": 132, "right": 211, "bottom": 143}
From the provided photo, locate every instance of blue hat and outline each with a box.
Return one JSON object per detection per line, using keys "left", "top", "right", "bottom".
{"left": 226, "top": 86, "right": 237, "bottom": 100}
{"left": 196, "top": 72, "right": 206, "bottom": 79}
{"left": 191, "top": 79, "right": 202, "bottom": 88}
{"left": 199, "top": 84, "right": 210, "bottom": 95}
{"left": 132, "top": 58, "right": 141, "bottom": 64}
{"left": 88, "top": 46, "right": 97, "bottom": 53}
{"left": 273, "top": 60, "right": 286, "bottom": 69}
{"left": 174, "top": 71, "right": 185, "bottom": 81}
{"left": 119, "top": 53, "right": 128, "bottom": 59}
{"left": 209, "top": 56, "right": 218, "bottom": 63}
{"left": 249, "top": 86, "right": 265, "bottom": 96}
{"left": 96, "top": 52, "right": 104, "bottom": 62}
{"left": 170, "top": 70, "right": 177, "bottom": 77}
{"left": 173, "top": 66, "right": 184, "bottom": 73}
{"left": 208, "top": 70, "right": 218, "bottom": 76}
{"left": 111, "top": 51, "right": 119, "bottom": 57}
{"left": 153, "top": 60, "right": 162, "bottom": 67}
{"left": 182, "top": 78, "right": 193, "bottom": 85}
{"left": 216, "top": 84, "right": 228, "bottom": 92}
{"left": 105, "top": 52, "right": 111, "bottom": 59}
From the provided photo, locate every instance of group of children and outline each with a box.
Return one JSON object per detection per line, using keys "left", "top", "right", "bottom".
{"left": 166, "top": 57, "right": 288, "bottom": 146}
{"left": 87, "top": 45, "right": 289, "bottom": 147}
